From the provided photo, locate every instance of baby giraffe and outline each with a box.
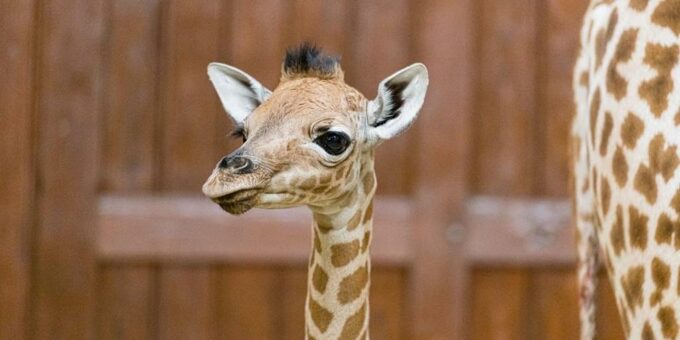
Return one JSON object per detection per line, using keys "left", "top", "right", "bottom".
{"left": 202, "top": 44, "right": 428, "bottom": 339}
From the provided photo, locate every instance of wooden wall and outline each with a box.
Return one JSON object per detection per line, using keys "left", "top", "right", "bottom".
{"left": 0, "top": 0, "right": 626, "bottom": 339}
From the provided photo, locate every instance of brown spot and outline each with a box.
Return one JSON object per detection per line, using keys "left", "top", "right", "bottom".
{"left": 639, "top": 43, "right": 679, "bottom": 117}
{"left": 315, "top": 214, "right": 334, "bottom": 233}
{"left": 676, "top": 108, "right": 680, "bottom": 125}
{"left": 362, "top": 173, "right": 375, "bottom": 194}
{"left": 642, "top": 322, "right": 655, "bottom": 340}
{"left": 362, "top": 201, "right": 373, "bottom": 224}
{"left": 649, "top": 134, "right": 679, "bottom": 181}
{"left": 634, "top": 164, "right": 658, "bottom": 204}
{"left": 621, "top": 112, "right": 645, "bottom": 149}
{"left": 346, "top": 209, "right": 362, "bottom": 231}
{"left": 361, "top": 231, "right": 371, "bottom": 253}
{"left": 611, "top": 206, "right": 626, "bottom": 255}
{"left": 658, "top": 306, "right": 679, "bottom": 338}
{"left": 613, "top": 146, "right": 629, "bottom": 187}
{"left": 600, "top": 112, "right": 614, "bottom": 156}
{"left": 590, "top": 89, "right": 602, "bottom": 148}
{"left": 338, "top": 265, "right": 369, "bottom": 304}
{"left": 595, "top": 29, "right": 607, "bottom": 71}
{"left": 314, "top": 231, "right": 322, "bottom": 253}
{"left": 630, "top": 0, "right": 648, "bottom": 11}
{"left": 600, "top": 176, "right": 611, "bottom": 215}
{"left": 655, "top": 213, "right": 677, "bottom": 246}
{"left": 651, "top": 258, "right": 671, "bottom": 306}
{"left": 312, "top": 265, "right": 328, "bottom": 293}
{"left": 580, "top": 71, "right": 589, "bottom": 86}
{"left": 652, "top": 0, "right": 680, "bottom": 36}
{"left": 672, "top": 189, "right": 680, "bottom": 215}
{"left": 299, "top": 177, "right": 317, "bottom": 190}
{"left": 605, "top": 8, "right": 618, "bottom": 41}
{"left": 308, "top": 298, "right": 333, "bottom": 333}
{"left": 338, "top": 302, "right": 366, "bottom": 340}
{"left": 629, "top": 206, "right": 649, "bottom": 249}
{"left": 607, "top": 29, "right": 638, "bottom": 100}
{"left": 331, "top": 240, "right": 360, "bottom": 267}
{"left": 621, "top": 265, "right": 645, "bottom": 310}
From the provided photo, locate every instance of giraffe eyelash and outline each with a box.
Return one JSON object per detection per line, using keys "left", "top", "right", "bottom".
{"left": 230, "top": 125, "right": 246, "bottom": 140}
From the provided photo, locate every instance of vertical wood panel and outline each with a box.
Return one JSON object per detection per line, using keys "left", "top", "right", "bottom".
{"left": 596, "top": 273, "right": 626, "bottom": 340}
{"left": 157, "top": 267, "right": 216, "bottom": 340}
{"left": 286, "top": 0, "right": 351, "bottom": 55}
{"left": 97, "top": 265, "right": 155, "bottom": 340}
{"left": 0, "top": 1, "right": 35, "bottom": 339}
{"left": 526, "top": 270, "right": 580, "bottom": 340}
{"left": 215, "top": 267, "right": 278, "bottom": 339}
{"left": 31, "top": 0, "right": 104, "bottom": 338}
{"left": 411, "top": 0, "right": 475, "bottom": 338}
{"left": 370, "top": 268, "right": 407, "bottom": 339}
{"left": 471, "top": 269, "right": 528, "bottom": 340}
{"left": 350, "top": 0, "right": 413, "bottom": 196}
{"left": 100, "top": 0, "right": 160, "bottom": 192}
{"left": 540, "top": 0, "right": 590, "bottom": 196}
{"left": 159, "top": 0, "right": 222, "bottom": 191}
{"left": 280, "top": 268, "right": 307, "bottom": 340}
{"left": 473, "top": 0, "right": 540, "bottom": 195}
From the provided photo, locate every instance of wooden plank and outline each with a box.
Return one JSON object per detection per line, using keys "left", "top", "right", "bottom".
{"left": 540, "top": 0, "right": 590, "bottom": 196}
{"left": 285, "top": 0, "right": 351, "bottom": 55}
{"left": 31, "top": 0, "right": 104, "bottom": 339}
{"left": 96, "top": 265, "right": 155, "bottom": 340}
{"left": 349, "top": 0, "right": 413, "bottom": 196}
{"left": 0, "top": 1, "right": 35, "bottom": 339}
{"left": 100, "top": 0, "right": 160, "bottom": 192}
{"left": 472, "top": 0, "right": 540, "bottom": 195}
{"left": 280, "top": 268, "right": 307, "bottom": 340}
{"left": 409, "top": 0, "right": 475, "bottom": 338}
{"left": 159, "top": 0, "right": 222, "bottom": 191}
{"left": 596, "top": 272, "right": 626, "bottom": 340}
{"left": 526, "top": 270, "right": 580, "bottom": 340}
{"left": 370, "top": 268, "right": 407, "bottom": 339}
{"left": 96, "top": 195, "right": 412, "bottom": 265}
{"left": 215, "top": 267, "right": 278, "bottom": 339}
{"left": 470, "top": 269, "right": 528, "bottom": 340}
{"left": 463, "top": 196, "right": 576, "bottom": 266}
{"left": 229, "top": 0, "right": 288, "bottom": 87}
{"left": 157, "top": 266, "right": 216, "bottom": 340}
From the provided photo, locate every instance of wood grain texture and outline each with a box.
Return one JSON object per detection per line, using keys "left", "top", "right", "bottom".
{"left": 370, "top": 268, "right": 407, "bottom": 339}
{"left": 159, "top": 0, "right": 222, "bottom": 191}
{"left": 470, "top": 269, "right": 528, "bottom": 340}
{"left": 0, "top": 1, "right": 35, "bottom": 339}
{"left": 280, "top": 268, "right": 307, "bottom": 340}
{"left": 410, "top": 0, "right": 475, "bottom": 338}
{"left": 157, "top": 266, "right": 217, "bottom": 340}
{"left": 31, "top": 0, "right": 105, "bottom": 338}
{"left": 97, "top": 265, "right": 155, "bottom": 340}
{"left": 349, "top": 0, "right": 414, "bottom": 196}
{"left": 215, "top": 267, "right": 278, "bottom": 339}
{"left": 100, "top": 0, "right": 160, "bottom": 192}
{"left": 540, "top": 0, "right": 590, "bottom": 196}
{"left": 473, "top": 0, "right": 540, "bottom": 195}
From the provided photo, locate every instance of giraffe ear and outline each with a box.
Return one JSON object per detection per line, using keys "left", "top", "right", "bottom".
{"left": 207, "top": 62, "right": 272, "bottom": 124}
{"left": 367, "top": 63, "right": 428, "bottom": 141}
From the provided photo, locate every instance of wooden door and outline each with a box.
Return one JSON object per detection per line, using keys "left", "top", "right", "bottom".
{"left": 1, "top": 0, "right": 627, "bottom": 339}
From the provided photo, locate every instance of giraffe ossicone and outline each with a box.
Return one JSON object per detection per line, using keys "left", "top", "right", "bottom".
{"left": 574, "top": 0, "right": 680, "bottom": 339}
{"left": 202, "top": 43, "right": 428, "bottom": 339}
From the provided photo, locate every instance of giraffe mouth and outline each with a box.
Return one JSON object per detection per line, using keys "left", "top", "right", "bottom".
{"left": 211, "top": 188, "right": 261, "bottom": 214}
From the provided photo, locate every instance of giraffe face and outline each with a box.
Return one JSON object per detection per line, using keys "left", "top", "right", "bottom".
{"left": 202, "top": 46, "right": 428, "bottom": 214}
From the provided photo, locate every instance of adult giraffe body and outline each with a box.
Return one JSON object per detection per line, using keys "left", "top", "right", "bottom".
{"left": 202, "top": 44, "right": 428, "bottom": 339}
{"left": 574, "top": 0, "right": 680, "bottom": 338}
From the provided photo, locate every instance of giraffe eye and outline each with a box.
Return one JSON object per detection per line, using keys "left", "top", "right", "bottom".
{"left": 315, "top": 131, "right": 350, "bottom": 156}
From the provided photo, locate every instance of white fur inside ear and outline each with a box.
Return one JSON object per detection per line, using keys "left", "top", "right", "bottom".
{"left": 368, "top": 63, "right": 428, "bottom": 141}
{"left": 207, "top": 63, "right": 271, "bottom": 124}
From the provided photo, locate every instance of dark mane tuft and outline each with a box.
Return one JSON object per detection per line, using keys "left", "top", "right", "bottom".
{"left": 283, "top": 43, "right": 341, "bottom": 79}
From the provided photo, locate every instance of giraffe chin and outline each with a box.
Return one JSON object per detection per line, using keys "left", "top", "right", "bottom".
{"left": 211, "top": 188, "right": 260, "bottom": 215}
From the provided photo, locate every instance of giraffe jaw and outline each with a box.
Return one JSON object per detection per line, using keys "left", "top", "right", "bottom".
{"left": 210, "top": 188, "right": 261, "bottom": 215}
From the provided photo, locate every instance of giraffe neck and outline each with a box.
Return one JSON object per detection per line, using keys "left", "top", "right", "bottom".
{"left": 305, "top": 167, "right": 375, "bottom": 340}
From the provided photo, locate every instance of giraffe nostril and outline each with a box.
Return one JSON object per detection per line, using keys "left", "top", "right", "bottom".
{"left": 229, "top": 156, "right": 248, "bottom": 170}
{"left": 218, "top": 155, "right": 253, "bottom": 173}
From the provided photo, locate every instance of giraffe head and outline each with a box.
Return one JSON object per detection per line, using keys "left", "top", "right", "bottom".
{"left": 202, "top": 44, "right": 428, "bottom": 215}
